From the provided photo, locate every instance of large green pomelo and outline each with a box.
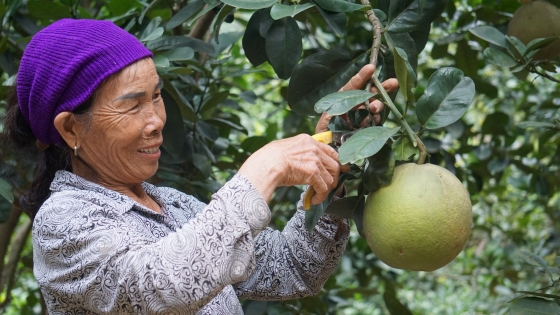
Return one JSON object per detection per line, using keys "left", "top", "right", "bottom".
{"left": 507, "top": 1, "right": 560, "bottom": 61}
{"left": 363, "top": 163, "right": 472, "bottom": 271}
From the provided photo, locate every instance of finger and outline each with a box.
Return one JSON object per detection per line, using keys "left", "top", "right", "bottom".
{"left": 317, "top": 143, "right": 342, "bottom": 189}
{"left": 340, "top": 164, "right": 350, "bottom": 173}
{"left": 315, "top": 112, "right": 332, "bottom": 134}
{"left": 339, "top": 64, "right": 376, "bottom": 92}
{"left": 368, "top": 99, "right": 384, "bottom": 114}
{"left": 374, "top": 114, "right": 381, "bottom": 125}
{"left": 370, "top": 78, "right": 399, "bottom": 94}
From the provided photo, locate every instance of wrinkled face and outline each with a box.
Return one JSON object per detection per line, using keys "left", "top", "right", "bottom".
{"left": 77, "top": 58, "right": 166, "bottom": 185}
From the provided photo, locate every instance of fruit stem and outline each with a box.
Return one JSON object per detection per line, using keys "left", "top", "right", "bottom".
{"left": 371, "top": 75, "right": 417, "bottom": 147}
{"left": 415, "top": 134, "right": 428, "bottom": 164}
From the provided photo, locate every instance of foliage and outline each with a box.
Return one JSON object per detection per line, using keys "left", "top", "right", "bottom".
{"left": 0, "top": 0, "right": 559, "bottom": 314}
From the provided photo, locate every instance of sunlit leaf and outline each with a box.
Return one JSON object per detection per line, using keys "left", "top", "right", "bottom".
{"left": 393, "top": 47, "right": 416, "bottom": 106}
{"left": 469, "top": 25, "right": 508, "bottom": 48}
{"left": 338, "top": 127, "right": 400, "bottom": 165}
{"left": 221, "top": 0, "right": 278, "bottom": 9}
{"left": 517, "top": 121, "right": 557, "bottom": 130}
{"left": 270, "top": 3, "right": 315, "bottom": 19}
{"left": 315, "top": 90, "right": 378, "bottom": 115}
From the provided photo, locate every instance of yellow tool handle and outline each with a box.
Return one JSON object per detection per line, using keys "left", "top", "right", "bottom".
{"left": 303, "top": 131, "right": 333, "bottom": 210}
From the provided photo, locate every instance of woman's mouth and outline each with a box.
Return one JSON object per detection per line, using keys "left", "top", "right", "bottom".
{"left": 138, "top": 147, "right": 160, "bottom": 154}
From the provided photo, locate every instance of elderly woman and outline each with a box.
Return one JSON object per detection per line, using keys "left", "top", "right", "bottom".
{"left": 3, "top": 19, "right": 397, "bottom": 314}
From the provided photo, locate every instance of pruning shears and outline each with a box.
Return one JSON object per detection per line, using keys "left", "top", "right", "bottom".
{"left": 302, "top": 130, "right": 355, "bottom": 210}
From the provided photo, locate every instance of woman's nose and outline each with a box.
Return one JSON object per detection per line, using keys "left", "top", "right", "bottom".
{"left": 145, "top": 103, "right": 166, "bottom": 136}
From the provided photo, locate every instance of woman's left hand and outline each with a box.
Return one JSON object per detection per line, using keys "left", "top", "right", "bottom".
{"left": 315, "top": 64, "right": 399, "bottom": 134}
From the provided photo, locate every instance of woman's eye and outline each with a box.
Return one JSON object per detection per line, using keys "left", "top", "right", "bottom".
{"left": 153, "top": 92, "right": 161, "bottom": 100}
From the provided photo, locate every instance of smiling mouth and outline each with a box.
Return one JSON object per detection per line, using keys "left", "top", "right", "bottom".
{"left": 138, "top": 147, "right": 160, "bottom": 154}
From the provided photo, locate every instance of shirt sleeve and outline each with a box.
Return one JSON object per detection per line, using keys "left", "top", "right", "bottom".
{"left": 32, "top": 174, "right": 270, "bottom": 315}
{"left": 233, "top": 192, "right": 350, "bottom": 300}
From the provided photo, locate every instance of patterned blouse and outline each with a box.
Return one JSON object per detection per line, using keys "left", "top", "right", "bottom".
{"left": 32, "top": 170, "right": 349, "bottom": 314}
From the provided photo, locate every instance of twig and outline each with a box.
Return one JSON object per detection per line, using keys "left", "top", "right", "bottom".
{"left": 361, "top": 0, "right": 383, "bottom": 92}
{"left": 0, "top": 218, "right": 32, "bottom": 308}
{"left": 415, "top": 135, "right": 428, "bottom": 164}
{"left": 529, "top": 66, "right": 560, "bottom": 83}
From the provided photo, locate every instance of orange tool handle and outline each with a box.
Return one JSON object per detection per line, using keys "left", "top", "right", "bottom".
{"left": 302, "top": 131, "right": 333, "bottom": 210}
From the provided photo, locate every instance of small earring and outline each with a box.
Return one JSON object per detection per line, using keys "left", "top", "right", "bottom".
{"left": 74, "top": 146, "right": 78, "bottom": 157}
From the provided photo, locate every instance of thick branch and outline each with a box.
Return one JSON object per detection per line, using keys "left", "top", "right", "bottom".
{"left": 188, "top": 9, "right": 217, "bottom": 40}
{"left": 361, "top": 0, "right": 384, "bottom": 69}
{"left": 0, "top": 205, "right": 22, "bottom": 284}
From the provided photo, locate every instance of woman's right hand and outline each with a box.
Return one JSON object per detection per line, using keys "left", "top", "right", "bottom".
{"left": 238, "top": 134, "right": 343, "bottom": 205}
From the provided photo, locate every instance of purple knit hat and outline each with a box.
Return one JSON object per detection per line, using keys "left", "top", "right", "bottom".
{"left": 17, "top": 19, "right": 153, "bottom": 145}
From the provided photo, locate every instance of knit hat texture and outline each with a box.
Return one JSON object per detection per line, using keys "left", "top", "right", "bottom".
{"left": 17, "top": 19, "right": 153, "bottom": 145}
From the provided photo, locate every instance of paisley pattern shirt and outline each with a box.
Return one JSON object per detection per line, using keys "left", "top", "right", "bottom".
{"left": 32, "top": 170, "right": 349, "bottom": 314}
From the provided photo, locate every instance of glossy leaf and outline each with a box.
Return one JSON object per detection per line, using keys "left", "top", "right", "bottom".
{"left": 27, "top": 0, "right": 72, "bottom": 20}
{"left": 0, "top": 177, "right": 13, "bottom": 203}
{"left": 505, "top": 297, "right": 560, "bottom": 315}
{"left": 393, "top": 47, "right": 416, "bottom": 106}
{"left": 525, "top": 36, "right": 560, "bottom": 56}
{"left": 242, "top": 9, "right": 268, "bottom": 67}
{"left": 221, "top": 0, "right": 278, "bottom": 9}
{"left": 146, "top": 36, "right": 215, "bottom": 53}
{"left": 352, "top": 197, "right": 366, "bottom": 237}
{"left": 211, "top": 5, "right": 237, "bottom": 43}
{"left": 392, "top": 135, "right": 417, "bottom": 161}
{"left": 385, "top": 0, "right": 447, "bottom": 34}
{"left": 313, "top": 0, "right": 347, "bottom": 36}
{"left": 264, "top": 17, "right": 302, "bottom": 79}
{"left": 482, "top": 47, "right": 517, "bottom": 68}
{"left": 315, "top": 90, "right": 378, "bottom": 115}
{"left": 270, "top": 3, "right": 315, "bottom": 19}
{"left": 362, "top": 145, "right": 395, "bottom": 194}
{"left": 313, "top": 0, "right": 368, "bottom": 13}
{"left": 517, "top": 121, "right": 557, "bottom": 129}
{"left": 324, "top": 196, "right": 362, "bottom": 219}
{"left": 469, "top": 25, "right": 508, "bottom": 48}
{"left": 288, "top": 49, "right": 369, "bottom": 116}
{"left": 162, "top": 47, "right": 195, "bottom": 61}
{"left": 506, "top": 36, "right": 527, "bottom": 59}
{"left": 162, "top": 79, "right": 197, "bottom": 122}
{"left": 385, "top": 31, "right": 418, "bottom": 71}
{"left": 338, "top": 127, "right": 400, "bottom": 165}
{"left": 416, "top": 67, "right": 475, "bottom": 130}
{"left": 165, "top": 0, "right": 205, "bottom": 30}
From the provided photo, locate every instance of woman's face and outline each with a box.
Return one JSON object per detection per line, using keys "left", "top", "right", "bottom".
{"left": 77, "top": 58, "right": 166, "bottom": 186}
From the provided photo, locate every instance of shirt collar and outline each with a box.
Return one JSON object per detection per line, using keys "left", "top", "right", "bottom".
{"left": 50, "top": 170, "right": 166, "bottom": 215}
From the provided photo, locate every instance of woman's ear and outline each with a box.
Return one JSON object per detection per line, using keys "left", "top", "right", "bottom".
{"left": 54, "top": 112, "right": 82, "bottom": 147}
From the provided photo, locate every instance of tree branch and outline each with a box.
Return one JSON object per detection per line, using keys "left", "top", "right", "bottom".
{"left": 528, "top": 66, "right": 560, "bottom": 83}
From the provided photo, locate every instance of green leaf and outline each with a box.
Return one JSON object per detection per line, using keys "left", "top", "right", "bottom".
{"left": 519, "top": 251, "right": 553, "bottom": 279}
{"left": 352, "top": 197, "right": 366, "bottom": 237}
{"left": 416, "top": 67, "right": 475, "bottom": 130}
{"left": 384, "top": 285, "right": 414, "bottom": 315}
{"left": 506, "top": 35, "right": 527, "bottom": 59}
{"left": 161, "top": 90, "right": 186, "bottom": 157}
{"left": 385, "top": 0, "right": 447, "bottom": 34}
{"left": 305, "top": 198, "right": 329, "bottom": 233}
{"left": 393, "top": 47, "right": 416, "bottom": 106}
{"left": 146, "top": 36, "right": 215, "bottom": 53}
{"left": 211, "top": 5, "right": 237, "bottom": 43}
{"left": 517, "top": 121, "right": 557, "bottom": 130}
{"left": 242, "top": 9, "right": 268, "bottom": 67}
{"left": 265, "top": 17, "right": 302, "bottom": 79}
{"left": 270, "top": 3, "right": 315, "bottom": 19}
{"left": 525, "top": 36, "right": 560, "bottom": 57}
{"left": 241, "top": 136, "right": 268, "bottom": 153}
{"left": 313, "top": 0, "right": 368, "bottom": 13}
{"left": 186, "top": 0, "right": 221, "bottom": 26}
{"left": 162, "top": 79, "right": 197, "bottom": 122}
{"left": 362, "top": 145, "right": 395, "bottom": 194}
{"left": 162, "top": 47, "right": 195, "bottom": 61}
{"left": 27, "top": 0, "right": 71, "bottom": 20}
{"left": 505, "top": 297, "right": 560, "bottom": 315}
{"left": 0, "top": 177, "right": 13, "bottom": 203}
{"left": 482, "top": 47, "right": 517, "bottom": 68}
{"left": 313, "top": 0, "right": 347, "bottom": 36}
{"left": 166, "top": 0, "right": 205, "bottom": 30}
{"left": 385, "top": 31, "right": 419, "bottom": 70}
{"left": 220, "top": 0, "right": 278, "bottom": 9}
{"left": 288, "top": 49, "right": 369, "bottom": 116}
{"left": 469, "top": 25, "right": 508, "bottom": 48}
{"left": 516, "top": 292, "right": 560, "bottom": 300}
{"left": 141, "top": 17, "right": 163, "bottom": 41}
{"left": 324, "top": 196, "right": 362, "bottom": 219}
{"left": 314, "top": 90, "right": 378, "bottom": 115}
{"left": 153, "top": 55, "right": 169, "bottom": 67}
{"left": 392, "top": 135, "right": 417, "bottom": 161}
{"left": 338, "top": 127, "right": 400, "bottom": 165}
